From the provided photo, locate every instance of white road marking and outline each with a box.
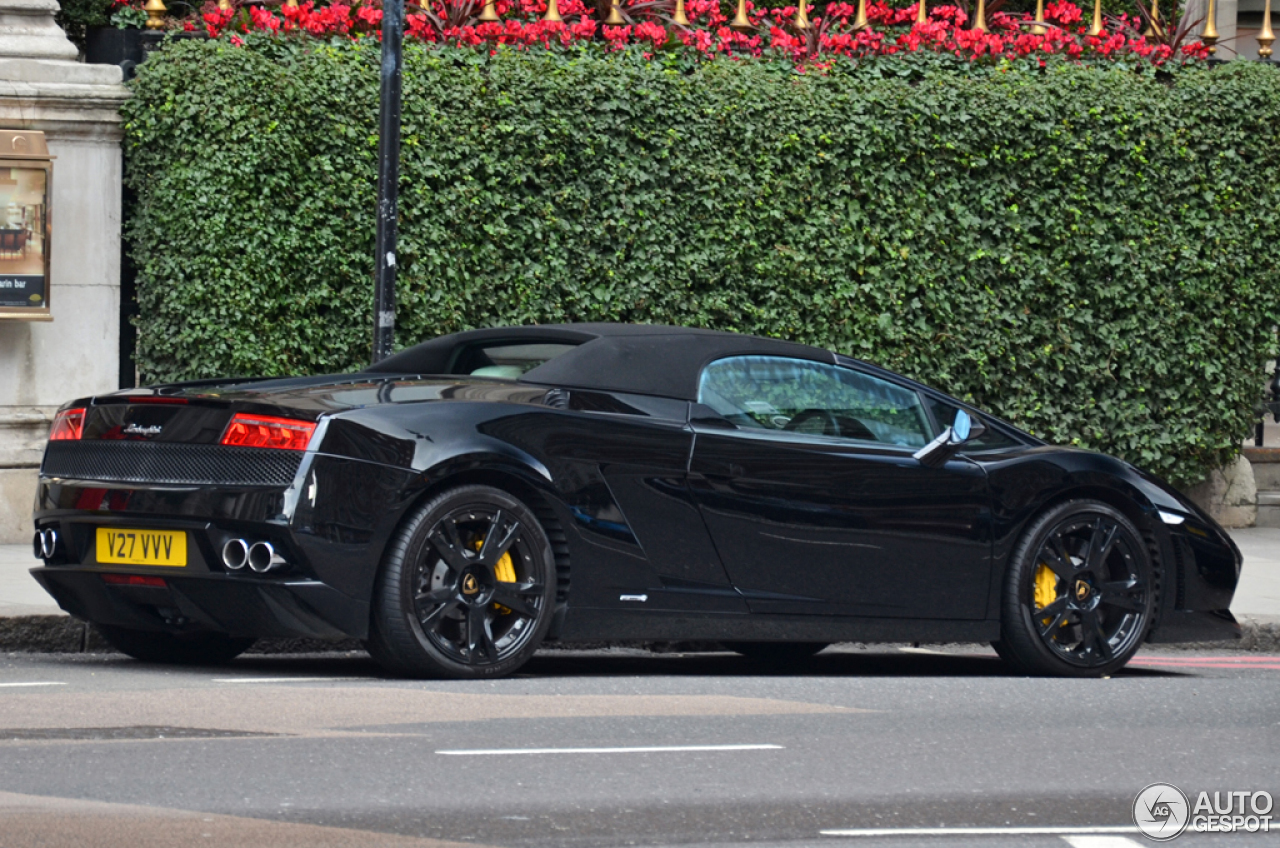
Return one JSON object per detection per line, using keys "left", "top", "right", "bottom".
{"left": 0, "top": 682, "right": 66, "bottom": 688}
{"left": 212, "top": 677, "right": 367, "bottom": 684}
{"left": 1061, "top": 836, "right": 1145, "bottom": 847}
{"left": 437, "top": 744, "right": 784, "bottom": 756}
{"left": 820, "top": 826, "right": 1140, "bottom": 837}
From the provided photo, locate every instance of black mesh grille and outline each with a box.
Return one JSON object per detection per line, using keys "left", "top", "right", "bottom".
{"left": 41, "top": 441, "right": 302, "bottom": 487}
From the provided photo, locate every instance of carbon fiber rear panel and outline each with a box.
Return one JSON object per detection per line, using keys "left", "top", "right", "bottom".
{"left": 41, "top": 441, "right": 302, "bottom": 487}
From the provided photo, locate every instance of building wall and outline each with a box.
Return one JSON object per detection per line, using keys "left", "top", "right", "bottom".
{"left": 0, "top": 0, "right": 129, "bottom": 542}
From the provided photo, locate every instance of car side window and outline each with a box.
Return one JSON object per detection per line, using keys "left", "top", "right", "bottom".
{"left": 698, "top": 355, "right": 932, "bottom": 448}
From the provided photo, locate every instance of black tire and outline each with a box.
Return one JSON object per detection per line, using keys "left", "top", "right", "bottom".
{"left": 994, "top": 499, "right": 1153, "bottom": 677}
{"left": 95, "top": 624, "right": 255, "bottom": 665}
{"left": 725, "top": 642, "right": 829, "bottom": 663}
{"left": 366, "top": 484, "right": 557, "bottom": 679}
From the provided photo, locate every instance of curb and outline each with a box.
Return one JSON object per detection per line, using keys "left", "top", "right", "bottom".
{"left": 0, "top": 617, "right": 366, "bottom": 655}
{"left": 2, "top": 615, "right": 1278, "bottom": 655}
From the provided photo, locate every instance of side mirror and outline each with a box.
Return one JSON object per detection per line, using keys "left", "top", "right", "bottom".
{"left": 950, "top": 408, "right": 986, "bottom": 444}
{"left": 913, "top": 409, "right": 986, "bottom": 468}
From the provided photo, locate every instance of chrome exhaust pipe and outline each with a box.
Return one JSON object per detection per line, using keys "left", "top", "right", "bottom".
{"left": 38, "top": 528, "right": 57, "bottom": 560}
{"left": 248, "top": 541, "right": 286, "bottom": 573}
{"left": 32, "top": 531, "right": 43, "bottom": 560}
{"left": 221, "top": 538, "right": 249, "bottom": 571}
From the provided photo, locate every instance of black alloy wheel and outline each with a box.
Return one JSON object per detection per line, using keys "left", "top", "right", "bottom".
{"left": 367, "top": 485, "right": 557, "bottom": 679}
{"left": 995, "top": 499, "right": 1154, "bottom": 677}
{"left": 95, "top": 624, "right": 255, "bottom": 665}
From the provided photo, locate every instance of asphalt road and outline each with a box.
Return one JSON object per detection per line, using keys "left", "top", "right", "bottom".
{"left": 0, "top": 645, "right": 1277, "bottom": 848}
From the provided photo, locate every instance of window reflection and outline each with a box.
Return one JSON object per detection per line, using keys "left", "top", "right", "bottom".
{"left": 698, "top": 356, "right": 931, "bottom": 448}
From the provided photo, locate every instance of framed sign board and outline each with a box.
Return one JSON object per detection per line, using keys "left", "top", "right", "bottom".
{"left": 0, "top": 131, "right": 53, "bottom": 321}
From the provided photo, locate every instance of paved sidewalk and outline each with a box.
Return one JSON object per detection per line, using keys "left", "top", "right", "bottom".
{"left": 1228, "top": 527, "right": 1280, "bottom": 623}
{"left": 0, "top": 542, "right": 59, "bottom": 617}
{"left": 3, "top": 529, "right": 1278, "bottom": 622}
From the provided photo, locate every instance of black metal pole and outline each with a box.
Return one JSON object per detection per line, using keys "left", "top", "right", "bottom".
{"left": 372, "top": 0, "right": 404, "bottom": 364}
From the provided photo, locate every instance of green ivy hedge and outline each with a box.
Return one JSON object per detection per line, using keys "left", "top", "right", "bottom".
{"left": 123, "top": 39, "right": 1280, "bottom": 485}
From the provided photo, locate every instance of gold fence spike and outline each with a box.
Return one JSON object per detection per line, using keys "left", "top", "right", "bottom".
{"left": 1143, "top": 0, "right": 1161, "bottom": 37}
{"left": 604, "top": 0, "right": 625, "bottom": 24}
{"left": 543, "top": 0, "right": 562, "bottom": 21}
{"left": 1202, "top": 0, "right": 1218, "bottom": 54}
{"left": 793, "top": 0, "right": 810, "bottom": 30}
{"left": 1031, "top": 0, "right": 1045, "bottom": 33}
{"left": 853, "top": 0, "right": 869, "bottom": 29}
{"left": 673, "top": 0, "right": 689, "bottom": 25}
{"left": 915, "top": 0, "right": 927, "bottom": 24}
{"left": 1088, "top": 0, "right": 1103, "bottom": 35}
{"left": 1260, "top": 0, "right": 1275, "bottom": 58}
{"left": 971, "top": 0, "right": 986, "bottom": 31}
{"left": 143, "top": 0, "right": 167, "bottom": 28}
{"left": 478, "top": 0, "right": 501, "bottom": 21}
{"left": 729, "top": 0, "right": 752, "bottom": 31}
{"left": 217, "top": 0, "right": 230, "bottom": 8}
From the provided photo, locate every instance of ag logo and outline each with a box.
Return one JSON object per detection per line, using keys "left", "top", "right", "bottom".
{"left": 1134, "top": 783, "right": 1190, "bottom": 841}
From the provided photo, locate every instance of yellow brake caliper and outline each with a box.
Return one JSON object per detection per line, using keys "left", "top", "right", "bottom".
{"left": 1034, "top": 564, "right": 1063, "bottom": 628}
{"left": 473, "top": 539, "right": 516, "bottom": 614}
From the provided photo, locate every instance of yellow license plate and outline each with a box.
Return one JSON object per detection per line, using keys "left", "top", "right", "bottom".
{"left": 96, "top": 528, "right": 187, "bottom": 567}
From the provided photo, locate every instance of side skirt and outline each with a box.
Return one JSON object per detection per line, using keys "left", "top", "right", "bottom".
{"left": 1146, "top": 609, "right": 1241, "bottom": 644}
{"left": 553, "top": 609, "right": 1000, "bottom": 644}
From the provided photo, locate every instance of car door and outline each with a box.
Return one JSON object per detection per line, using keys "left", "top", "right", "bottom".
{"left": 687, "top": 355, "right": 991, "bottom": 619}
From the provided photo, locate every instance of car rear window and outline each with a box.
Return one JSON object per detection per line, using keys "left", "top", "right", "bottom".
{"left": 450, "top": 342, "right": 578, "bottom": 379}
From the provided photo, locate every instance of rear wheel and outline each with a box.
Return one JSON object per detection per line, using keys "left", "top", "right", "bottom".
{"left": 366, "top": 485, "right": 557, "bottom": 679}
{"left": 95, "top": 624, "right": 255, "bottom": 665}
{"left": 994, "top": 500, "right": 1153, "bottom": 677}
{"left": 725, "top": 642, "right": 829, "bottom": 663}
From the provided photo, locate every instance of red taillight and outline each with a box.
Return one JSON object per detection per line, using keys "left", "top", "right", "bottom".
{"left": 102, "top": 574, "right": 167, "bottom": 588}
{"left": 220, "top": 414, "right": 316, "bottom": 451}
{"left": 49, "top": 408, "right": 85, "bottom": 441}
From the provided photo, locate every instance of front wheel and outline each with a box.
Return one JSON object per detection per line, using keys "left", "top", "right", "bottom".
{"left": 994, "top": 500, "right": 1154, "bottom": 677}
{"left": 366, "top": 485, "right": 557, "bottom": 679}
{"left": 95, "top": 624, "right": 255, "bottom": 665}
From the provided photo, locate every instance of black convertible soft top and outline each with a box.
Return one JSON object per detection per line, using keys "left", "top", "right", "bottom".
{"left": 367, "top": 323, "right": 838, "bottom": 401}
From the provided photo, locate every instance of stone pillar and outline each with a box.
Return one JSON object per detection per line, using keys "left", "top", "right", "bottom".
{"left": 1184, "top": 455, "right": 1258, "bottom": 528}
{"left": 0, "top": 0, "right": 129, "bottom": 542}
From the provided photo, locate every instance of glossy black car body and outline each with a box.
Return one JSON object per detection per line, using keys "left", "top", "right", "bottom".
{"left": 30, "top": 324, "right": 1241, "bottom": 674}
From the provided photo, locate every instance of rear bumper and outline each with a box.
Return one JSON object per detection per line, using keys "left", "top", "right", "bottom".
{"left": 30, "top": 567, "right": 369, "bottom": 640}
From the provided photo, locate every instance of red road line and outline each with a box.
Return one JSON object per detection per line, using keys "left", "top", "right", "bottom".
{"left": 1132, "top": 655, "right": 1280, "bottom": 663}
{"left": 1136, "top": 666, "right": 1280, "bottom": 671}
{"left": 1129, "top": 659, "right": 1280, "bottom": 670}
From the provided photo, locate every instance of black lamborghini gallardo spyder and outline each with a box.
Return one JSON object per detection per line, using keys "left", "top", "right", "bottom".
{"left": 30, "top": 324, "right": 1241, "bottom": 677}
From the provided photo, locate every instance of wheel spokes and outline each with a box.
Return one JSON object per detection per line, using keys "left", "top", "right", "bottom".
{"left": 1081, "top": 609, "right": 1114, "bottom": 661}
{"left": 492, "top": 582, "right": 542, "bottom": 619}
{"left": 429, "top": 520, "right": 471, "bottom": 571}
{"left": 1098, "top": 579, "right": 1146, "bottom": 612}
{"left": 464, "top": 606, "right": 498, "bottom": 664}
{"left": 1084, "top": 519, "right": 1118, "bottom": 572}
{"left": 478, "top": 510, "right": 521, "bottom": 569}
{"left": 419, "top": 597, "right": 461, "bottom": 631}
{"left": 1039, "top": 533, "right": 1076, "bottom": 582}
{"left": 1034, "top": 597, "right": 1070, "bottom": 637}
{"left": 415, "top": 586, "right": 454, "bottom": 607}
